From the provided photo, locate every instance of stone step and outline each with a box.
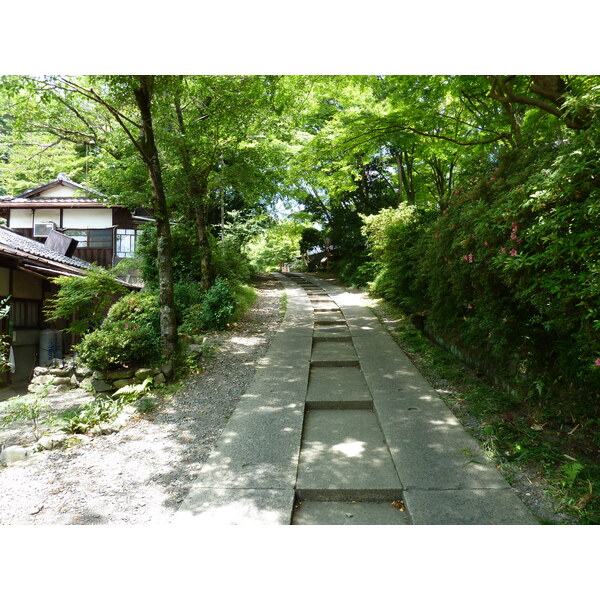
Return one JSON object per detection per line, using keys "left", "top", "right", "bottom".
{"left": 311, "top": 339, "right": 358, "bottom": 363}
{"left": 295, "top": 409, "right": 402, "bottom": 499}
{"left": 292, "top": 499, "right": 410, "bottom": 525}
{"left": 314, "top": 319, "right": 348, "bottom": 326}
{"left": 311, "top": 336, "right": 353, "bottom": 343}
{"left": 313, "top": 327, "right": 351, "bottom": 340}
{"left": 310, "top": 360, "right": 360, "bottom": 367}
{"left": 306, "top": 365, "right": 373, "bottom": 409}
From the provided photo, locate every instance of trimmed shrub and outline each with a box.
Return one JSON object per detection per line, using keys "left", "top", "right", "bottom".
{"left": 76, "top": 292, "right": 162, "bottom": 371}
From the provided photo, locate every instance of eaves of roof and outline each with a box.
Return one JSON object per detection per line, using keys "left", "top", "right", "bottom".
{"left": 15, "top": 174, "right": 105, "bottom": 199}
{"left": 0, "top": 198, "right": 112, "bottom": 208}
{"left": 0, "top": 243, "right": 88, "bottom": 276}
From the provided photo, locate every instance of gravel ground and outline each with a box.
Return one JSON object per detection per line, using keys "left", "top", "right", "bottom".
{"left": 0, "top": 274, "right": 284, "bottom": 525}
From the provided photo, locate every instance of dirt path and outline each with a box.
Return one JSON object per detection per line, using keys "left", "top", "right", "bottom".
{"left": 0, "top": 274, "right": 284, "bottom": 525}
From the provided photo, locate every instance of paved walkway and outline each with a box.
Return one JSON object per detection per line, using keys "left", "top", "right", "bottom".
{"left": 173, "top": 273, "right": 537, "bottom": 525}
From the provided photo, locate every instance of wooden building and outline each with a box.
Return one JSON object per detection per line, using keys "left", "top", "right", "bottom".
{"left": 0, "top": 226, "right": 140, "bottom": 385}
{"left": 0, "top": 173, "right": 151, "bottom": 268}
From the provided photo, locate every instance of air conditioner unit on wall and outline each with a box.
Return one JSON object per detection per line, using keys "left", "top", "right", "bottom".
{"left": 33, "top": 222, "right": 56, "bottom": 237}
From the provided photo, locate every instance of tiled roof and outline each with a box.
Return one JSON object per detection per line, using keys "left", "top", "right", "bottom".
{"left": 0, "top": 226, "right": 91, "bottom": 270}
{"left": 15, "top": 172, "right": 104, "bottom": 199}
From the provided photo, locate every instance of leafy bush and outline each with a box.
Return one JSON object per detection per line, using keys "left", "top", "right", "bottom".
{"left": 201, "top": 277, "right": 237, "bottom": 330}
{"left": 336, "top": 251, "right": 378, "bottom": 289}
{"left": 173, "top": 279, "right": 204, "bottom": 322}
{"left": 76, "top": 292, "right": 162, "bottom": 371}
{"left": 212, "top": 240, "right": 254, "bottom": 282}
{"left": 177, "top": 278, "right": 248, "bottom": 334}
{"left": 362, "top": 137, "right": 600, "bottom": 416}
{"left": 63, "top": 397, "right": 126, "bottom": 434}
{"left": 178, "top": 303, "right": 205, "bottom": 335}
{"left": 363, "top": 203, "right": 431, "bottom": 311}
{"left": 1, "top": 383, "right": 51, "bottom": 441}
{"left": 44, "top": 266, "right": 125, "bottom": 335}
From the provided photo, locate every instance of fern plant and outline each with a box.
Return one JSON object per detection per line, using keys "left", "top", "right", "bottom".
{"left": 561, "top": 462, "right": 585, "bottom": 488}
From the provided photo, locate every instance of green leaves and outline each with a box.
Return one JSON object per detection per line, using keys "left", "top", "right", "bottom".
{"left": 44, "top": 267, "right": 126, "bottom": 335}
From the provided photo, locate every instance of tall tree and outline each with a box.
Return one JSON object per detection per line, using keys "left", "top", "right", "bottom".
{"left": 1, "top": 75, "right": 180, "bottom": 376}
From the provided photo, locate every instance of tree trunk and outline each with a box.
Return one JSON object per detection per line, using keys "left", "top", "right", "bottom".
{"left": 174, "top": 87, "right": 215, "bottom": 290}
{"left": 193, "top": 204, "right": 215, "bottom": 292}
{"left": 133, "top": 76, "right": 178, "bottom": 379}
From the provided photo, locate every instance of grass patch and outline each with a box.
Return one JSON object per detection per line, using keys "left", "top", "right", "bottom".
{"left": 370, "top": 297, "right": 600, "bottom": 524}
{"left": 232, "top": 283, "right": 257, "bottom": 322}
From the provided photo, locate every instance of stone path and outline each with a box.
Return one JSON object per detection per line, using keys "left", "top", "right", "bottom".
{"left": 174, "top": 272, "right": 537, "bottom": 525}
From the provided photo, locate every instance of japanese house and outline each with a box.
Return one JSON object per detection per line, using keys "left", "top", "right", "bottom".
{"left": 0, "top": 226, "right": 140, "bottom": 385}
{"left": 0, "top": 172, "right": 152, "bottom": 268}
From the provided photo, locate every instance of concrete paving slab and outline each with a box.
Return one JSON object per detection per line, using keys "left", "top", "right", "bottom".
{"left": 404, "top": 488, "right": 538, "bottom": 524}
{"left": 176, "top": 273, "right": 312, "bottom": 523}
{"left": 187, "top": 393, "right": 306, "bottom": 489}
{"left": 175, "top": 488, "right": 295, "bottom": 525}
{"left": 376, "top": 405, "right": 509, "bottom": 490}
{"left": 296, "top": 410, "right": 402, "bottom": 497}
{"left": 292, "top": 499, "right": 410, "bottom": 525}
{"left": 306, "top": 366, "right": 373, "bottom": 409}
{"left": 303, "top": 273, "right": 536, "bottom": 522}
{"left": 313, "top": 321, "right": 350, "bottom": 335}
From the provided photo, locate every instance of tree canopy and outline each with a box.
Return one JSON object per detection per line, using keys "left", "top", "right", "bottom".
{"left": 2, "top": 74, "right": 598, "bottom": 401}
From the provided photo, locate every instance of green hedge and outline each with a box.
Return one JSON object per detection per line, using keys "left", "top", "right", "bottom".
{"left": 364, "top": 142, "right": 600, "bottom": 417}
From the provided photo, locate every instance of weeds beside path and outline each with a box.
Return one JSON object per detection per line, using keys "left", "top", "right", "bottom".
{"left": 366, "top": 293, "right": 598, "bottom": 524}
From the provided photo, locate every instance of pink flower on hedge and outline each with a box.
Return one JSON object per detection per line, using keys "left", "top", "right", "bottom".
{"left": 595, "top": 358, "right": 600, "bottom": 366}
{"left": 468, "top": 254, "right": 474, "bottom": 263}
{"left": 501, "top": 248, "right": 507, "bottom": 254}
{"left": 511, "top": 232, "right": 517, "bottom": 240}
{"left": 510, "top": 249, "right": 518, "bottom": 256}
{"left": 434, "top": 233, "right": 440, "bottom": 238}
{"left": 471, "top": 234, "right": 476, "bottom": 239}
{"left": 484, "top": 241, "right": 489, "bottom": 247}
{"left": 467, "top": 304, "right": 473, "bottom": 309}
{"left": 125, "top": 323, "right": 129, "bottom": 329}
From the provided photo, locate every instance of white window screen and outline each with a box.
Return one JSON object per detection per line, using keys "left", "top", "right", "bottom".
{"left": 116, "top": 229, "right": 139, "bottom": 258}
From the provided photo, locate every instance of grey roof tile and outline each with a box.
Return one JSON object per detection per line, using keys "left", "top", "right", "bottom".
{"left": 0, "top": 226, "right": 91, "bottom": 269}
